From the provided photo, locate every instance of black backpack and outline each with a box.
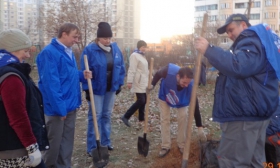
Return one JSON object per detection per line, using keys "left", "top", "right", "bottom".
{"left": 200, "top": 140, "right": 220, "bottom": 168}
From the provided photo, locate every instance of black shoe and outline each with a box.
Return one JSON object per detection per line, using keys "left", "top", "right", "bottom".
{"left": 121, "top": 115, "right": 131, "bottom": 127}
{"left": 87, "top": 152, "right": 92, "bottom": 157}
{"left": 108, "top": 146, "right": 114, "bottom": 151}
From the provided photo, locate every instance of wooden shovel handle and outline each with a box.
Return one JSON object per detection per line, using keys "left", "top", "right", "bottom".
{"left": 182, "top": 13, "right": 208, "bottom": 166}
{"left": 144, "top": 58, "right": 154, "bottom": 134}
{"left": 84, "top": 55, "right": 100, "bottom": 141}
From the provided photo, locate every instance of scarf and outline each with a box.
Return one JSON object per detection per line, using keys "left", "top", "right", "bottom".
{"left": 0, "top": 50, "right": 19, "bottom": 67}
{"left": 98, "top": 42, "right": 111, "bottom": 52}
{"left": 133, "top": 49, "right": 145, "bottom": 56}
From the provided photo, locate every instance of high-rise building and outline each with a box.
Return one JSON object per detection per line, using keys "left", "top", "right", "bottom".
{"left": 0, "top": 0, "right": 41, "bottom": 45}
{"left": 194, "top": 0, "right": 279, "bottom": 47}
{"left": 0, "top": 1, "right": 4, "bottom": 32}
{"left": 113, "top": 0, "right": 141, "bottom": 50}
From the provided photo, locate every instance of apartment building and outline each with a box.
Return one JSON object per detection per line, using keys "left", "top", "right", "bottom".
{"left": 194, "top": 0, "right": 279, "bottom": 47}
{"left": 0, "top": 1, "right": 3, "bottom": 31}
{"left": 0, "top": 0, "right": 41, "bottom": 45}
{"left": 113, "top": 0, "right": 141, "bottom": 50}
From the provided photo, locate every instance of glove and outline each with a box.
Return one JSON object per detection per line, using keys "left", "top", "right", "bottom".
{"left": 24, "top": 143, "right": 42, "bottom": 167}
{"left": 197, "top": 127, "right": 207, "bottom": 142}
{"left": 146, "top": 85, "right": 154, "bottom": 93}
{"left": 116, "top": 86, "right": 121, "bottom": 95}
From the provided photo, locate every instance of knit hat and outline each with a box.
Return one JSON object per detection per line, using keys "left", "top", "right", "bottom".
{"left": 0, "top": 29, "right": 31, "bottom": 52}
{"left": 137, "top": 40, "right": 147, "bottom": 49}
{"left": 97, "top": 22, "right": 112, "bottom": 38}
{"left": 217, "top": 14, "right": 251, "bottom": 34}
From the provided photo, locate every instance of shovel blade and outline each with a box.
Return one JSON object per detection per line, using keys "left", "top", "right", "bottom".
{"left": 137, "top": 136, "right": 150, "bottom": 157}
{"left": 91, "top": 145, "right": 109, "bottom": 168}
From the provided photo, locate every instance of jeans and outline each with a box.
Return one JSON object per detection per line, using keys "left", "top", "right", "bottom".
{"left": 87, "top": 91, "right": 116, "bottom": 153}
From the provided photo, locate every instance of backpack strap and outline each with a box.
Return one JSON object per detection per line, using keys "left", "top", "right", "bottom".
{"left": 0, "top": 72, "right": 24, "bottom": 101}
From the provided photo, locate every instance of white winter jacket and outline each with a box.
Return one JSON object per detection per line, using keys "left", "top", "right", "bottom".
{"left": 127, "top": 52, "right": 149, "bottom": 93}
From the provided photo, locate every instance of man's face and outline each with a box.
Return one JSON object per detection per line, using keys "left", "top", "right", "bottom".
{"left": 62, "top": 29, "right": 80, "bottom": 47}
{"left": 226, "top": 21, "right": 247, "bottom": 41}
{"left": 176, "top": 74, "right": 192, "bottom": 88}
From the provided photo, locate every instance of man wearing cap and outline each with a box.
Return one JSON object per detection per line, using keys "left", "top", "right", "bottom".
{"left": 194, "top": 13, "right": 278, "bottom": 167}
{"left": 37, "top": 23, "right": 91, "bottom": 167}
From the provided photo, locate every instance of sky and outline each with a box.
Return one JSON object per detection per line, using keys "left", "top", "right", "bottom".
{"left": 140, "top": 0, "right": 195, "bottom": 43}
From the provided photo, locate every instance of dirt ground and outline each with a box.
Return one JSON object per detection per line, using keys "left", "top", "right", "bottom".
{"left": 70, "top": 80, "right": 220, "bottom": 168}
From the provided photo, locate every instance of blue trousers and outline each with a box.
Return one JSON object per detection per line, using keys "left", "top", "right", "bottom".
{"left": 87, "top": 91, "right": 116, "bottom": 153}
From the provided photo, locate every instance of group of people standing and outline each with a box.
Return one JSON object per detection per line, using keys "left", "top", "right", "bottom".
{"left": 0, "top": 21, "right": 125, "bottom": 168}
{"left": 1, "top": 12, "right": 280, "bottom": 168}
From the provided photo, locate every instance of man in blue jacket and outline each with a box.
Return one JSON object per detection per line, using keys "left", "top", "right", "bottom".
{"left": 194, "top": 14, "right": 279, "bottom": 167}
{"left": 150, "top": 63, "right": 206, "bottom": 157}
{"left": 36, "top": 23, "right": 91, "bottom": 168}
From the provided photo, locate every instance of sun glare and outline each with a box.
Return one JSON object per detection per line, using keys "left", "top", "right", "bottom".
{"left": 140, "top": 0, "right": 194, "bottom": 43}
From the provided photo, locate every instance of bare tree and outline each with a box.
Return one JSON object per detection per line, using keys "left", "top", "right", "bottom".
{"left": 38, "top": 0, "right": 119, "bottom": 51}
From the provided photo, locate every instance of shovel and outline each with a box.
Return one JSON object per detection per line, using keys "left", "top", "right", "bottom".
{"left": 84, "top": 55, "right": 109, "bottom": 168}
{"left": 137, "top": 57, "right": 154, "bottom": 157}
{"left": 181, "top": 13, "right": 208, "bottom": 168}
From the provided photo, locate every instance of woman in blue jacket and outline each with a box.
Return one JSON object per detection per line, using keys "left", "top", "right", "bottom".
{"left": 80, "top": 22, "right": 125, "bottom": 155}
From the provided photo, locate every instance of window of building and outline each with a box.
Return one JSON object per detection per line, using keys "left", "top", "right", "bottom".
{"left": 270, "top": 24, "right": 276, "bottom": 30}
{"left": 220, "top": 3, "right": 230, "bottom": 9}
{"left": 220, "top": 14, "right": 230, "bottom": 21}
{"left": 209, "top": 15, "right": 217, "bottom": 21}
{"left": 195, "top": 4, "right": 217, "bottom": 11}
{"left": 195, "top": 16, "right": 203, "bottom": 22}
{"left": 272, "top": 12, "right": 276, "bottom": 18}
{"left": 265, "top": 0, "right": 275, "bottom": 6}
{"left": 235, "top": 2, "right": 248, "bottom": 9}
{"left": 250, "top": 13, "right": 260, "bottom": 20}
{"left": 264, "top": 12, "right": 269, "bottom": 18}
{"left": 252, "top": 1, "right": 261, "bottom": 7}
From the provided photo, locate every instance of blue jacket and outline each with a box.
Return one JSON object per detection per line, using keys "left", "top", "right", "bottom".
{"left": 36, "top": 38, "right": 83, "bottom": 117}
{"left": 80, "top": 42, "right": 125, "bottom": 95}
{"left": 159, "top": 63, "right": 193, "bottom": 108}
{"left": 204, "top": 29, "right": 278, "bottom": 122}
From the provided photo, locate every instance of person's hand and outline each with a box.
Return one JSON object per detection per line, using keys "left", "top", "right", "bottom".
{"left": 83, "top": 70, "right": 92, "bottom": 79}
{"left": 194, "top": 37, "right": 209, "bottom": 55}
{"left": 197, "top": 127, "right": 207, "bottom": 142}
{"left": 146, "top": 85, "right": 154, "bottom": 93}
{"left": 127, "top": 83, "right": 132, "bottom": 89}
{"left": 61, "top": 116, "right": 66, "bottom": 120}
{"left": 24, "top": 143, "right": 42, "bottom": 167}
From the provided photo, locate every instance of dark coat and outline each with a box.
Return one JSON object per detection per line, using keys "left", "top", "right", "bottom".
{"left": 204, "top": 29, "right": 278, "bottom": 122}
